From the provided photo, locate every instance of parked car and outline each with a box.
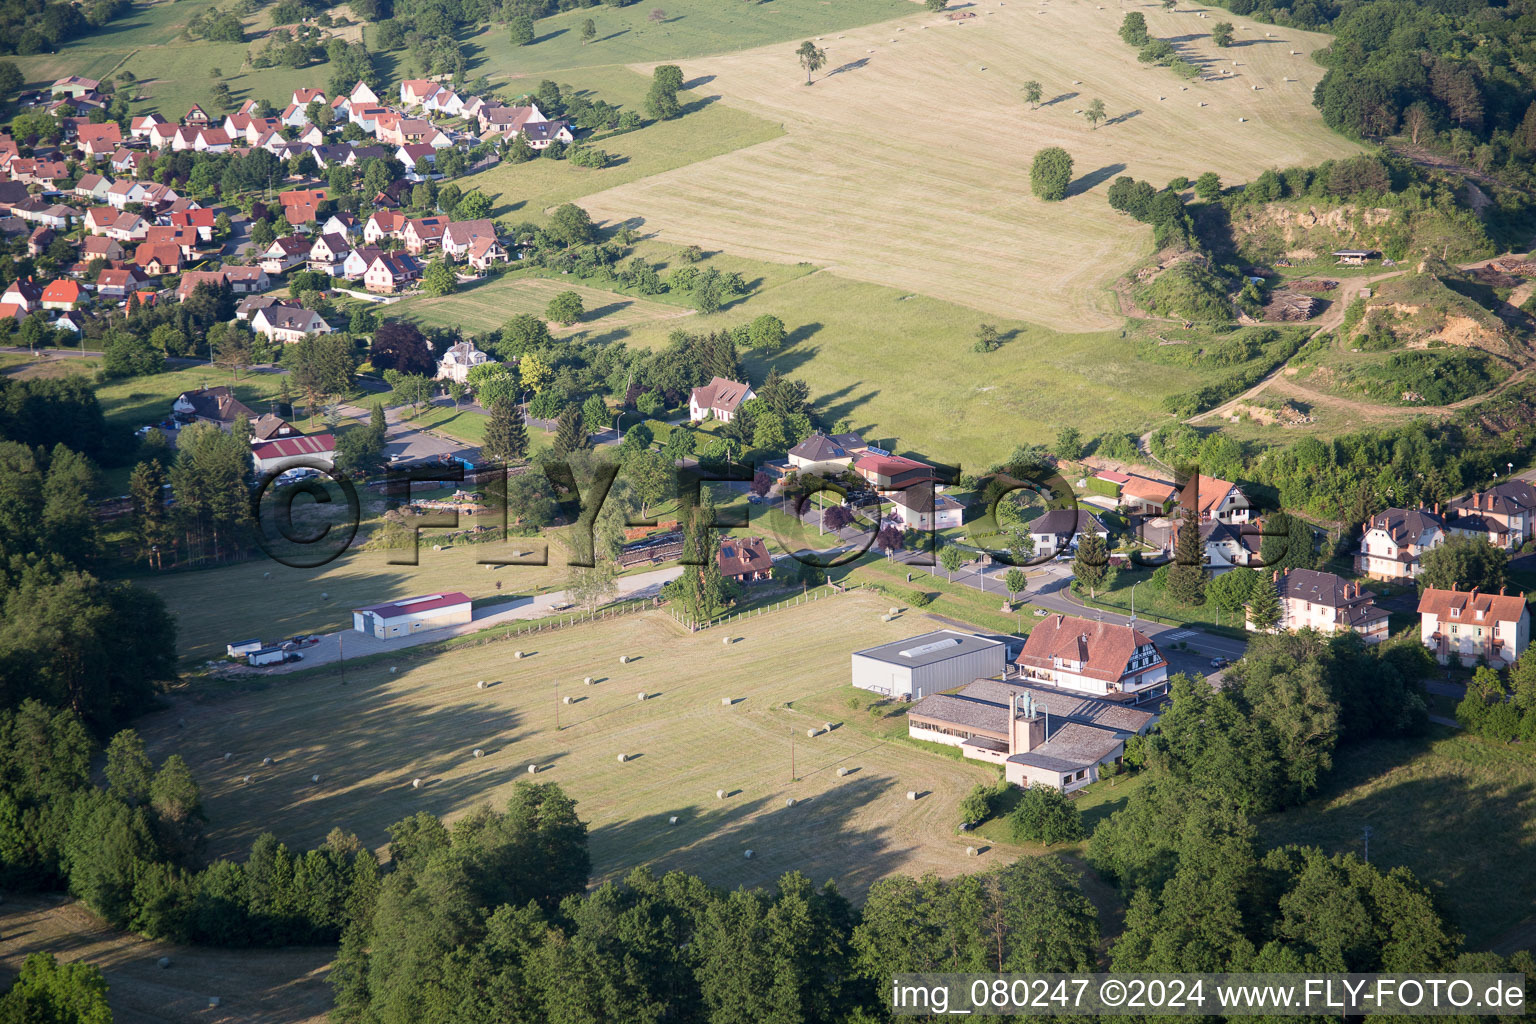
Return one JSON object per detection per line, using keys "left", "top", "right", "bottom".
{"left": 282, "top": 651, "right": 304, "bottom": 663}
{"left": 1209, "top": 656, "right": 1229, "bottom": 669}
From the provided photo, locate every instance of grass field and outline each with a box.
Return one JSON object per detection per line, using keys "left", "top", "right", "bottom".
{"left": 139, "top": 536, "right": 577, "bottom": 664}
{"left": 576, "top": 0, "right": 1360, "bottom": 330}
{"left": 93, "top": 362, "right": 291, "bottom": 431}
{"left": 1256, "top": 731, "right": 1536, "bottom": 950}
{"left": 394, "top": 272, "right": 696, "bottom": 336}
{"left": 138, "top": 593, "right": 1003, "bottom": 896}
{"left": 0, "top": 896, "right": 331, "bottom": 1024}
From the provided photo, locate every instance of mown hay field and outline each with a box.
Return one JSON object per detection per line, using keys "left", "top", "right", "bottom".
{"left": 139, "top": 593, "right": 1000, "bottom": 896}
{"left": 578, "top": 0, "right": 1360, "bottom": 330}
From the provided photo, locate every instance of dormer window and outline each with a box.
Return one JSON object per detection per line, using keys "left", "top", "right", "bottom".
{"left": 1450, "top": 607, "right": 1460, "bottom": 618}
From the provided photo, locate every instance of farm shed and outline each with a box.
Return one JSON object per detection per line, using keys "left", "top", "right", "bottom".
{"left": 227, "top": 638, "right": 263, "bottom": 658}
{"left": 247, "top": 647, "right": 288, "bottom": 667}
{"left": 850, "top": 630, "right": 1007, "bottom": 700}
{"left": 351, "top": 592, "right": 473, "bottom": 639}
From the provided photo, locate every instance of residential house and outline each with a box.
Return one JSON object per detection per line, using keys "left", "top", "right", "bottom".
{"left": 852, "top": 452, "right": 937, "bottom": 493}
{"left": 520, "top": 120, "right": 573, "bottom": 149}
{"left": 399, "top": 79, "right": 441, "bottom": 107}
{"left": 1181, "top": 474, "right": 1252, "bottom": 524}
{"left": 164, "top": 208, "right": 216, "bottom": 242}
{"left": 436, "top": 341, "right": 492, "bottom": 383}
{"left": 12, "top": 199, "right": 76, "bottom": 231}
{"left": 40, "top": 279, "right": 84, "bottom": 310}
{"left": 363, "top": 251, "right": 421, "bottom": 293}
{"left": 1015, "top": 613, "right": 1168, "bottom": 699}
{"left": 440, "top": 219, "right": 497, "bottom": 260}
{"left": 378, "top": 117, "right": 430, "bottom": 148}
{"left": 109, "top": 149, "right": 149, "bottom": 177}
{"left": 129, "top": 113, "right": 166, "bottom": 140}
{"left": 307, "top": 232, "right": 352, "bottom": 276}
{"left": 689, "top": 376, "right": 755, "bottom": 422}
{"left": 909, "top": 679, "right": 1158, "bottom": 792}
{"left": 348, "top": 80, "right": 381, "bottom": 107}
{"left": 194, "top": 128, "right": 233, "bottom": 153}
{"left": 364, "top": 210, "right": 406, "bottom": 244}
{"left": 1252, "top": 568, "right": 1390, "bottom": 643}
{"left": 279, "top": 103, "right": 309, "bottom": 128}
{"left": 297, "top": 124, "right": 325, "bottom": 147}
{"left": 478, "top": 103, "right": 545, "bottom": 136}
{"left": 1, "top": 277, "right": 42, "bottom": 311}
{"left": 134, "top": 242, "right": 183, "bottom": 276}
{"left": 717, "top": 536, "right": 774, "bottom": 583}
{"left": 147, "top": 122, "right": 179, "bottom": 149}
{"left": 81, "top": 235, "right": 124, "bottom": 262}
{"left": 235, "top": 294, "right": 283, "bottom": 321}
{"left": 1357, "top": 506, "right": 1447, "bottom": 581}
{"left": 1028, "top": 509, "right": 1108, "bottom": 558}
{"left": 251, "top": 412, "right": 300, "bottom": 441}
{"left": 51, "top": 76, "right": 100, "bottom": 99}
{"left": 1192, "top": 518, "right": 1263, "bottom": 568}
{"left": 1120, "top": 475, "right": 1178, "bottom": 516}
{"left": 1445, "top": 482, "right": 1536, "bottom": 550}
{"left": 258, "top": 236, "right": 313, "bottom": 274}
{"left": 75, "top": 122, "right": 122, "bottom": 158}
{"left": 321, "top": 213, "right": 356, "bottom": 238}
{"left": 183, "top": 104, "right": 212, "bottom": 126}
{"left": 95, "top": 267, "right": 145, "bottom": 299}
{"left": 399, "top": 143, "right": 438, "bottom": 179}
{"left": 251, "top": 304, "right": 334, "bottom": 343}
{"left": 73, "top": 173, "right": 113, "bottom": 203}
{"left": 0, "top": 302, "right": 26, "bottom": 324}
{"left": 25, "top": 227, "right": 54, "bottom": 257}
{"left": 342, "top": 245, "right": 383, "bottom": 280}
{"left": 402, "top": 215, "right": 449, "bottom": 254}
{"left": 1418, "top": 584, "right": 1530, "bottom": 668}
{"left": 465, "top": 235, "right": 509, "bottom": 271}
{"left": 888, "top": 483, "right": 965, "bottom": 531}
{"left": 423, "top": 88, "right": 464, "bottom": 118}
{"left": 172, "top": 386, "right": 257, "bottom": 429}
{"left": 292, "top": 87, "right": 326, "bottom": 108}
{"left": 83, "top": 207, "right": 117, "bottom": 235}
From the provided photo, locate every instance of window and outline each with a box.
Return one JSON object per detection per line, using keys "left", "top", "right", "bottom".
{"left": 1450, "top": 625, "right": 1458, "bottom": 635}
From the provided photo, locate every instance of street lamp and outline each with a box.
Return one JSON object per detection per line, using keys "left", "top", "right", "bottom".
{"left": 1129, "top": 581, "right": 1142, "bottom": 624}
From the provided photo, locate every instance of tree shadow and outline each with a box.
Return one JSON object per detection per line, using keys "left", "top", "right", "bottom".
{"left": 1040, "top": 91, "right": 1078, "bottom": 107}
{"left": 533, "top": 28, "right": 569, "bottom": 44}
{"left": 1104, "top": 109, "right": 1141, "bottom": 127}
{"left": 684, "top": 75, "right": 716, "bottom": 89}
{"left": 1066, "top": 162, "right": 1127, "bottom": 197}
{"left": 826, "top": 58, "right": 872, "bottom": 78}
{"left": 585, "top": 300, "right": 634, "bottom": 320}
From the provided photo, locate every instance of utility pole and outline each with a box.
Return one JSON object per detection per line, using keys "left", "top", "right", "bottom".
{"left": 554, "top": 678, "right": 560, "bottom": 730}
{"left": 337, "top": 631, "right": 346, "bottom": 686}
{"left": 1362, "top": 824, "right": 1372, "bottom": 863}
{"left": 790, "top": 726, "right": 795, "bottom": 781}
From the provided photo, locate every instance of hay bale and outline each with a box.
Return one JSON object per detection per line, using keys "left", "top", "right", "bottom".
{"left": 1238, "top": 117, "right": 1247, "bottom": 122}
{"left": 477, "top": 680, "right": 485, "bottom": 689}
{"left": 390, "top": 667, "right": 397, "bottom": 674}
{"left": 637, "top": 691, "right": 647, "bottom": 701}
{"left": 262, "top": 756, "right": 273, "bottom": 766}
{"left": 668, "top": 815, "right": 679, "bottom": 825}
{"left": 881, "top": 614, "right": 892, "bottom": 622}
{"left": 311, "top": 774, "right": 320, "bottom": 783}
{"left": 223, "top": 752, "right": 232, "bottom": 762}
{"left": 889, "top": 607, "right": 899, "bottom": 615}
{"left": 515, "top": 651, "right": 525, "bottom": 659}
{"left": 412, "top": 778, "right": 423, "bottom": 789}
{"left": 242, "top": 775, "right": 250, "bottom": 784}
{"left": 744, "top": 850, "right": 753, "bottom": 859}
{"left": 208, "top": 997, "right": 221, "bottom": 1008}
{"left": 157, "top": 957, "right": 171, "bottom": 969}
{"left": 806, "top": 728, "right": 818, "bottom": 738}
{"left": 721, "top": 697, "right": 732, "bottom": 706}
{"left": 473, "top": 748, "right": 484, "bottom": 758}
{"left": 717, "top": 789, "right": 726, "bottom": 799}
{"left": 528, "top": 763, "right": 538, "bottom": 773}
{"left": 824, "top": 722, "right": 834, "bottom": 732}
{"left": 722, "top": 636, "right": 732, "bottom": 645}
{"left": 617, "top": 753, "right": 627, "bottom": 763}
{"left": 966, "top": 846, "right": 978, "bottom": 857}
{"left": 906, "top": 791, "right": 918, "bottom": 800}
{"left": 785, "top": 798, "right": 796, "bottom": 807}
{"left": 837, "top": 767, "right": 850, "bottom": 777}
{"left": 563, "top": 695, "right": 572, "bottom": 704}
{"left": 620, "top": 655, "right": 629, "bottom": 664}
{"left": 584, "top": 676, "right": 594, "bottom": 685}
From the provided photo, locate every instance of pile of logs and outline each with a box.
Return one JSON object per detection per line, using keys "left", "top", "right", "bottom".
{"left": 1263, "top": 292, "right": 1321, "bottom": 321}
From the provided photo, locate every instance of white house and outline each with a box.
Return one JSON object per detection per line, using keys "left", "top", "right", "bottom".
{"left": 1028, "top": 509, "right": 1107, "bottom": 558}
{"left": 1418, "top": 585, "right": 1530, "bottom": 668}
{"left": 888, "top": 484, "right": 964, "bottom": 531}
{"left": 787, "top": 432, "right": 857, "bottom": 477}
{"left": 436, "top": 341, "right": 492, "bottom": 384}
{"left": 352, "top": 592, "right": 473, "bottom": 639}
{"left": 1013, "top": 614, "right": 1168, "bottom": 699}
{"left": 1251, "top": 568, "right": 1389, "bottom": 643}
{"left": 689, "top": 376, "right": 754, "bottom": 422}
{"left": 1357, "top": 506, "right": 1447, "bottom": 581}
{"left": 1183, "top": 474, "right": 1252, "bottom": 524}
{"left": 252, "top": 304, "right": 334, "bottom": 343}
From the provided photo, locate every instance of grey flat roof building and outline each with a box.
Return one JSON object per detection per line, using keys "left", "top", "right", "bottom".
{"left": 850, "top": 630, "right": 1008, "bottom": 700}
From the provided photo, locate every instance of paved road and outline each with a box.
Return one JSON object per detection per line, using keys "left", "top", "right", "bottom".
{"left": 245, "top": 565, "right": 683, "bottom": 674}
{"left": 766, "top": 493, "right": 1249, "bottom": 679}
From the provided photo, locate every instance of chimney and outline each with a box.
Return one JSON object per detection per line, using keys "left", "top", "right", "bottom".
{"left": 1434, "top": 502, "right": 1440, "bottom": 515}
{"left": 1272, "top": 570, "right": 1280, "bottom": 583}
{"left": 1500, "top": 585, "right": 1507, "bottom": 596}
{"left": 1471, "top": 586, "right": 1480, "bottom": 598}
{"left": 1452, "top": 582, "right": 1459, "bottom": 591}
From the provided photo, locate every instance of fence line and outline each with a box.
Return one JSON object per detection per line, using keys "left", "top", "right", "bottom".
{"left": 669, "top": 583, "right": 850, "bottom": 632}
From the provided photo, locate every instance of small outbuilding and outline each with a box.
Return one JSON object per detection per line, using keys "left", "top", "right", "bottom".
{"left": 227, "top": 638, "right": 264, "bottom": 658}
{"left": 247, "top": 646, "right": 288, "bottom": 667}
{"left": 351, "top": 592, "right": 473, "bottom": 639}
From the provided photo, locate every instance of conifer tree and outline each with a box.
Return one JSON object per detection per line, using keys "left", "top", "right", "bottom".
{"left": 1167, "top": 507, "right": 1208, "bottom": 605}
{"left": 1246, "top": 574, "right": 1281, "bottom": 631}
{"left": 551, "top": 404, "right": 589, "bottom": 458}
